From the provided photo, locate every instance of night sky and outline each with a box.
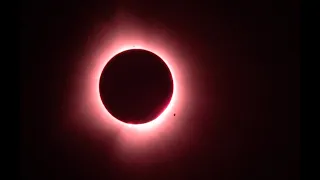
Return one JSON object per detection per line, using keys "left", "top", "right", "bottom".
{"left": 20, "top": 0, "right": 300, "bottom": 179}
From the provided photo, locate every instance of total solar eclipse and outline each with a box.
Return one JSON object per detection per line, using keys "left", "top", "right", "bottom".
{"left": 99, "top": 49, "right": 174, "bottom": 125}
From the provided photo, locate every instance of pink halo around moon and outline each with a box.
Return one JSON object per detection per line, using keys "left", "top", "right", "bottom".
{"left": 68, "top": 13, "right": 199, "bottom": 159}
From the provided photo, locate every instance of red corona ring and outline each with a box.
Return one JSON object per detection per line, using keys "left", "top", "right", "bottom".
{"left": 68, "top": 12, "right": 199, "bottom": 163}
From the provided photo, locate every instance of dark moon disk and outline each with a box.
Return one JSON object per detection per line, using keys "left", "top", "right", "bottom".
{"left": 99, "top": 49, "right": 174, "bottom": 124}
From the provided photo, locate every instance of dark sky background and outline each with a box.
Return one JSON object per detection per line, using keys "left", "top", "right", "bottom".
{"left": 20, "top": 0, "right": 300, "bottom": 179}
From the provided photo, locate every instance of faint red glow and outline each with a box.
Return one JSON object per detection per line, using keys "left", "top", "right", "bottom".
{"left": 68, "top": 12, "right": 198, "bottom": 164}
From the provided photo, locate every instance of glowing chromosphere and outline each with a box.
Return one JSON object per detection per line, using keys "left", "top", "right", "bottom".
{"left": 99, "top": 49, "right": 174, "bottom": 125}
{"left": 68, "top": 13, "right": 203, "bottom": 165}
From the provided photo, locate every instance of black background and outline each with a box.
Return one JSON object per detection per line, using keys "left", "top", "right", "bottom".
{"left": 20, "top": 0, "right": 300, "bottom": 179}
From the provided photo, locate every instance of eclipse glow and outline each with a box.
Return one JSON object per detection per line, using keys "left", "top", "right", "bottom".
{"left": 68, "top": 12, "right": 200, "bottom": 161}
